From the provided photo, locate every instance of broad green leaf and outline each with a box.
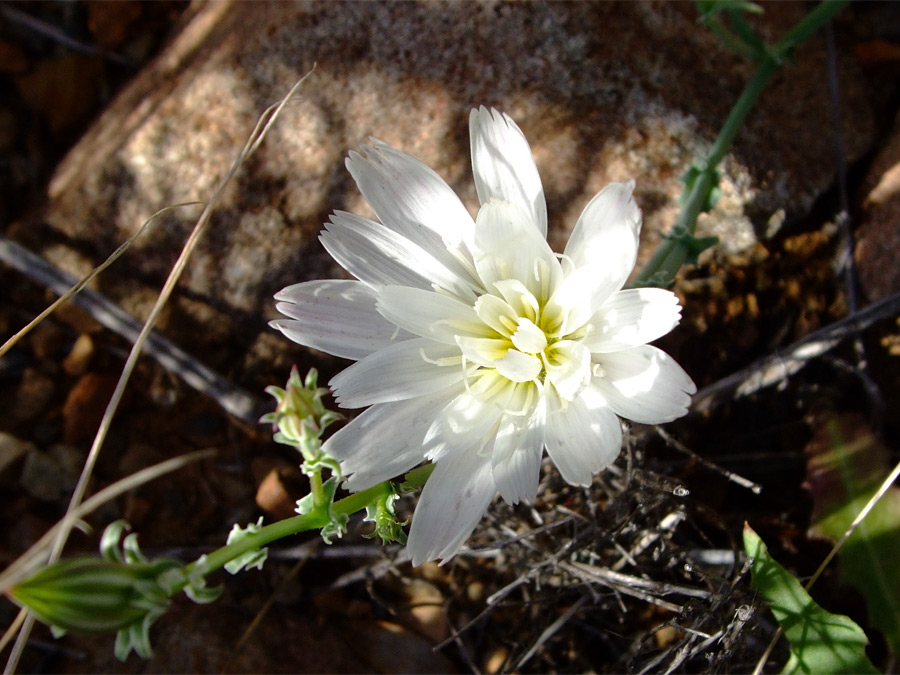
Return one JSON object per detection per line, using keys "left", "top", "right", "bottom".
{"left": 806, "top": 415, "right": 900, "bottom": 657}
{"left": 743, "top": 525, "right": 877, "bottom": 674}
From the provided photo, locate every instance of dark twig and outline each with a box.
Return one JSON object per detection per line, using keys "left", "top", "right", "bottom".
{"left": 0, "top": 5, "right": 134, "bottom": 67}
{"left": 691, "top": 290, "right": 900, "bottom": 414}
{"left": 655, "top": 427, "right": 762, "bottom": 494}
{"left": 824, "top": 22, "right": 884, "bottom": 432}
{"left": 514, "top": 596, "right": 588, "bottom": 670}
{"left": 0, "top": 237, "right": 268, "bottom": 424}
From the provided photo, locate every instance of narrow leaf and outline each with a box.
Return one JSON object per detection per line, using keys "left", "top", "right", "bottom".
{"left": 743, "top": 525, "right": 877, "bottom": 674}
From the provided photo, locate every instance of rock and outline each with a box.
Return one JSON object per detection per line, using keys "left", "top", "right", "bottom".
{"left": 855, "top": 108, "right": 900, "bottom": 302}
{"left": 342, "top": 619, "right": 457, "bottom": 674}
{"left": 0, "top": 431, "right": 34, "bottom": 479}
{"left": 254, "top": 461, "right": 305, "bottom": 521}
{"left": 62, "top": 372, "right": 119, "bottom": 444}
{"left": 9, "top": 367, "right": 55, "bottom": 426}
{"left": 62, "top": 332, "right": 94, "bottom": 376}
{"left": 19, "top": 443, "right": 83, "bottom": 501}
{"left": 33, "top": 1, "right": 878, "bottom": 391}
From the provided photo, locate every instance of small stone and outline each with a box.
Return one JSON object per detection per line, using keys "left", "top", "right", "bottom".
{"left": 484, "top": 646, "right": 509, "bottom": 675}
{"left": 344, "top": 619, "right": 457, "bottom": 674}
{"left": 62, "top": 333, "right": 94, "bottom": 376}
{"left": 255, "top": 465, "right": 304, "bottom": 521}
{"left": 29, "top": 322, "right": 64, "bottom": 360}
{"left": 62, "top": 372, "right": 119, "bottom": 444}
{"left": 466, "top": 580, "right": 484, "bottom": 603}
{"left": 19, "top": 444, "right": 83, "bottom": 502}
{"left": 10, "top": 368, "right": 55, "bottom": 426}
{"left": 399, "top": 578, "right": 449, "bottom": 643}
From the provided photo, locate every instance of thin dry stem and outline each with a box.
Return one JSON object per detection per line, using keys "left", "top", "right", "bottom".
{"left": 0, "top": 203, "right": 198, "bottom": 360}
{"left": 3, "top": 68, "right": 315, "bottom": 673}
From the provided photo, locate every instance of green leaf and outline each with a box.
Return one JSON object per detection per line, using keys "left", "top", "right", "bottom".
{"left": 743, "top": 525, "right": 877, "bottom": 674}
{"left": 223, "top": 517, "right": 269, "bottom": 574}
{"left": 663, "top": 225, "right": 719, "bottom": 267}
{"left": 680, "top": 164, "right": 722, "bottom": 213}
{"left": 295, "top": 477, "right": 348, "bottom": 544}
{"left": 806, "top": 415, "right": 900, "bottom": 657}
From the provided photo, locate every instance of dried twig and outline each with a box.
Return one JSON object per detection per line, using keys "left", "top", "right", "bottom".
{"left": 691, "top": 290, "right": 900, "bottom": 413}
{"left": 0, "top": 236, "right": 267, "bottom": 424}
{"left": 3, "top": 70, "right": 315, "bottom": 674}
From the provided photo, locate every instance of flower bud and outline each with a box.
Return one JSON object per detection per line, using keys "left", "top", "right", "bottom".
{"left": 262, "top": 367, "right": 342, "bottom": 451}
{"left": 8, "top": 557, "right": 181, "bottom": 636}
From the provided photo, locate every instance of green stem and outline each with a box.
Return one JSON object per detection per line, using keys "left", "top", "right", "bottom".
{"left": 635, "top": 0, "right": 849, "bottom": 287}
{"left": 181, "top": 463, "right": 436, "bottom": 580}
{"left": 308, "top": 469, "right": 324, "bottom": 506}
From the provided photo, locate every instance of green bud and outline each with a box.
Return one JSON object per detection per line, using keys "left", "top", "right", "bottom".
{"left": 8, "top": 557, "right": 180, "bottom": 636}
{"left": 363, "top": 489, "right": 408, "bottom": 545}
{"left": 261, "top": 367, "right": 343, "bottom": 454}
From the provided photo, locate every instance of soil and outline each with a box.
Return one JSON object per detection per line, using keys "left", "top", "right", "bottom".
{"left": 2, "top": 3, "right": 900, "bottom": 674}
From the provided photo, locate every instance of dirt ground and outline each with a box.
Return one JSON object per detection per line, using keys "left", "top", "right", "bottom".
{"left": 2, "top": 2, "right": 900, "bottom": 673}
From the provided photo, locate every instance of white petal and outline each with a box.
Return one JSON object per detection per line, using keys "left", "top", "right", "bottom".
{"left": 271, "top": 280, "right": 406, "bottom": 359}
{"left": 345, "top": 141, "right": 476, "bottom": 266}
{"left": 491, "top": 411, "right": 544, "bottom": 504}
{"left": 563, "top": 181, "right": 641, "bottom": 290}
{"left": 377, "top": 285, "right": 492, "bottom": 343}
{"left": 544, "top": 340, "right": 591, "bottom": 401}
{"left": 321, "top": 211, "right": 477, "bottom": 301}
{"left": 495, "top": 349, "right": 541, "bottom": 383}
{"left": 473, "top": 293, "right": 519, "bottom": 337}
{"left": 473, "top": 200, "right": 561, "bottom": 304}
{"left": 325, "top": 383, "right": 464, "bottom": 491}
{"left": 424, "top": 386, "right": 506, "bottom": 462}
{"left": 511, "top": 318, "right": 547, "bottom": 353}
{"left": 545, "top": 386, "right": 622, "bottom": 486}
{"left": 585, "top": 288, "right": 683, "bottom": 353}
{"left": 544, "top": 263, "right": 623, "bottom": 337}
{"left": 407, "top": 442, "right": 497, "bottom": 566}
{"left": 456, "top": 336, "right": 509, "bottom": 367}
{"left": 470, "top": 107, "right": 547, "bottom": 235}
{"left": 594, "top": 345, "right": 697, "bottom": 424}
{"left": 329, "top": 338, "right": 467, "bottom": 408}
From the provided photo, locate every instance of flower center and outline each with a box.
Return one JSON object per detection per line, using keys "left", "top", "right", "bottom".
{"left": 455, "top": 277, "right": 592, "bottom": 405}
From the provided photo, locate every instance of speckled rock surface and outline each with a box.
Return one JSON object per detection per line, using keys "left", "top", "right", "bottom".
{"left": 855, "top": 108, "right": 900, "bottom": 303}
{"left": 33, "top": 1, "right": 878, "bottom": 389}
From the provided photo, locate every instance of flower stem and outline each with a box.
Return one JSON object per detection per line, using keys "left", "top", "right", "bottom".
{"left": 182, "top": 463, "right": 436, "bottom": 580}
{"left": 635, "top": 0, "right": 849, "bottom": 287}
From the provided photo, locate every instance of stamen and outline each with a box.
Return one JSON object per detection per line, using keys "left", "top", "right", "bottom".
{"left": 556, "top": 252, "right": 576, "bottom": 275}
{"left": 419, "top": 348, "right": 463, "bottom": 368}
{"left": 534, "top": 258, "right": 550, "bottom": 302}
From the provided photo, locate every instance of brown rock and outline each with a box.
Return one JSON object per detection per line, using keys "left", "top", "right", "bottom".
{"left": 62, "top": 333, "right": 95, "bottom": 376}
{"left": 9, "top": 367, "right": 55, "bottom": 426}
{"left": 34, "top": 1, "right": 878, "bottom": 391}
{"left": 62, "top": 372, "right": 119, "bottom": 444}
{"left": 255, "top": 463, "right": 305, "bottom": 521}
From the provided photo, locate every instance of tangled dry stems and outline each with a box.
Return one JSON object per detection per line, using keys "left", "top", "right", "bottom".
{"left": 387, "top": 433, "right": 773, "bottom": 674}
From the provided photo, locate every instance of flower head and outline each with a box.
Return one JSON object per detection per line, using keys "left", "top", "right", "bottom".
{"left": 272, "top": 107, "right": 696, "bottom": 565}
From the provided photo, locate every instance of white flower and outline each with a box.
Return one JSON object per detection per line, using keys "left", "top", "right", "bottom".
{"left": 271, "top": 107, "right": 696, "bottom": 565}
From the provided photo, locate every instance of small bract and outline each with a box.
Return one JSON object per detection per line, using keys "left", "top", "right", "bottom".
{"left": 272, "top": 107, "right": 696, "bottom": 565}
